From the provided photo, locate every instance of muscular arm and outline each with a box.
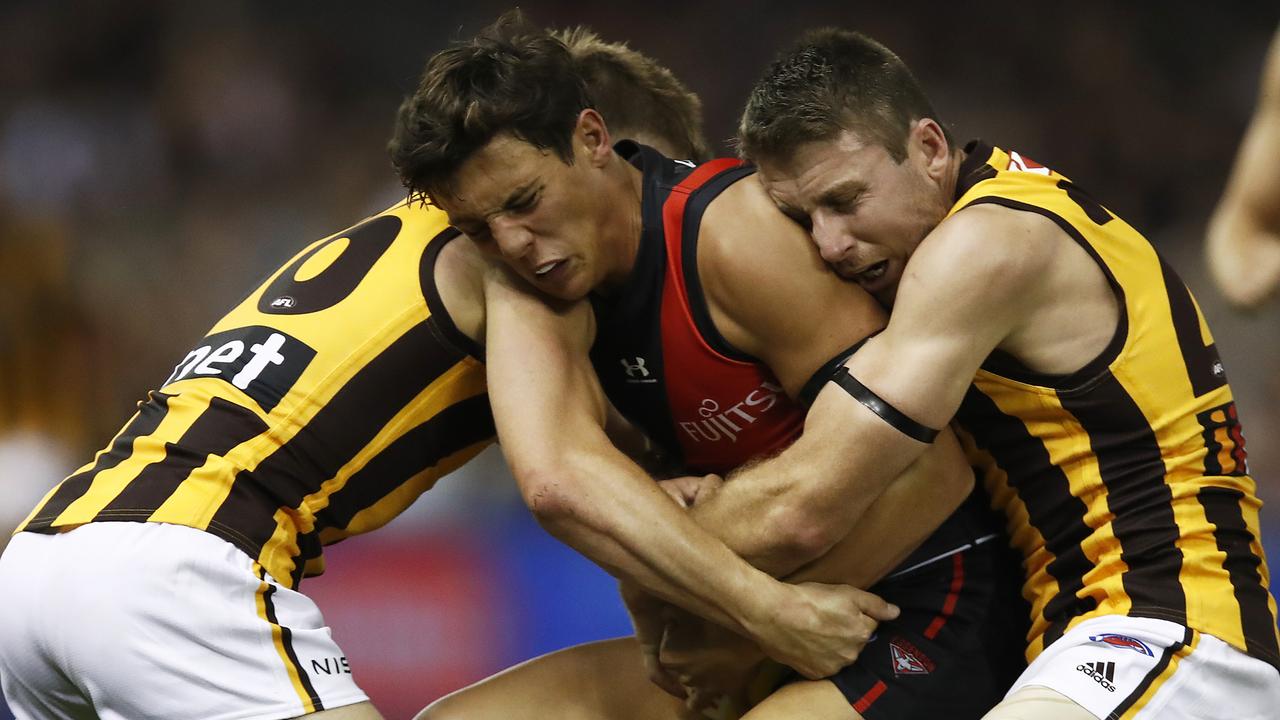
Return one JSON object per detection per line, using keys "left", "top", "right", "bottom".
{"left": 1206, "top": 27, "right": 1280, "bottom": 309}
{"left": 483, "top": 267, "right": 892, "bottom": 678}
{"left": 484, "top": 268, "right": 769, "bottom": 627}
{"left": 693, "top": 196, "right": 1052, "bottom": 576}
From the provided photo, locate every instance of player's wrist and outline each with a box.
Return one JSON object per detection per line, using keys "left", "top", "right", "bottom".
{"left": 732, "top": 575, "right": 793, "bottom": 642}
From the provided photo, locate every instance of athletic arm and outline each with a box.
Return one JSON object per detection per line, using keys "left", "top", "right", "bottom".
{"left": 484, "top": 267, "right": 894, "bottom": 679}
{"left": 1207, "top": 27, "right": 1280, "bottom": 309}
{"left": 694, "top": 201, "right": 1048, "bottom": 575}
{"left": 683, "top": 178, "right": 978, "bottom": 577}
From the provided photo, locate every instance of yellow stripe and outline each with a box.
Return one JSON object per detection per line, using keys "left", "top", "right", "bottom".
{"left": 257, "top": 509, "right": 303, "bottom": 590}
{"left": 271, "top": 358, "right": 488, "bottom": 575}
{"left": 52, "top": 403, "right": 202, "bottom": 525}
{"left": 1117, "top": 630, "right": 1199, "bottom": 720}
{"left": 252, "top": 563, "right": 316, "bottom": 714}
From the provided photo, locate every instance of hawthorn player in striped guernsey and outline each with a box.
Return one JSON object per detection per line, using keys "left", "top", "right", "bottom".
{"left": 395, "top": 18, "right": 1027, "bottom": 720}
{"left": 735, "top": 28, "right": 1280, "bottom": 720}
{"left": 0, "top": 29, "right": 865, "bottom": 720}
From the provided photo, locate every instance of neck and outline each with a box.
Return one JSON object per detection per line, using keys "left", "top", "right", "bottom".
{"left": 940, "top": 147, "right": 966, "bottom": 204}
{"left": 597, "top": 157, "right": 646, "bottom": 294}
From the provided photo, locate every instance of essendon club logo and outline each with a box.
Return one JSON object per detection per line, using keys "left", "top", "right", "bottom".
{"left": 889, "top": 637, "right": 935, "bottom": 676}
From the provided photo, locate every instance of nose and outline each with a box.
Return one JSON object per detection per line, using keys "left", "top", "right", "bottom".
{"left": 810, "top": 211, "right": 856, "bottom": 264}
{"left": 489, "top": 214, "right": 535, "bottom": 261}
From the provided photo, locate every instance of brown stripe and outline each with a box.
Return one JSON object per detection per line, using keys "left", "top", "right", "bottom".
{"left": 1060, "top": 372, "right": 1187, "bottom": 627}
{"left": 261, "top": 581, "right": 324, "bottom": 711}
{"left": 316, "top": 392, "right": 494, "bottom": 531}
{"left": 23, "top": 392, "right": 173, "bottom": 530}
{"left": 1159, "top": 258, "right": 1226, "bottom": 398}
{"left": 956, "top": 386, "right": 1096, "bottom": 647}
{"left": 206, "top": 317, "right": 465, "bottom": 561}
{"left": 1198, "top": 486, "right": 1280, "bottom": 670}
{"left": 95, "top": 397, "right": 269, "bottom": 520}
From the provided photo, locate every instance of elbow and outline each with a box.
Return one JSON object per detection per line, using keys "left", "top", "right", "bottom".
{"left": 758, "top": 500, "right": 846, "bottom": 565}
{"left": 515, "top": 464, "right": 581, "bottom": 530}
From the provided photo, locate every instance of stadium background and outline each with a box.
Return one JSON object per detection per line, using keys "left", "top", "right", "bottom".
{"left": 2, "top": 1, "right": 1278, "bottom": 716}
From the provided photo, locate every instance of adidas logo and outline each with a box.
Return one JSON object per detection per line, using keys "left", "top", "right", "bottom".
{"left": 1075, "top": 660, "right": 1117, "bottom": 693}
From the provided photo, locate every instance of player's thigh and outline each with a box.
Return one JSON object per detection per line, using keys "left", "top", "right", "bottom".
{"left": 741, "top": 680, "right": 860, "bottom": 720}
{"left": 417, "top": 637, "right": 686, "bottom": 720}
{"left": 980, "top": 686, "right": 1096, "bottom": 720}
{"left": 302, "top": 701, "right": 385, "bottom": 719}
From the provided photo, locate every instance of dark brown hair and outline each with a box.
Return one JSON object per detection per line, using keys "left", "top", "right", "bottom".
{"left": 388, "top": 12, "right": 589, "bottom": 204}
{"left": 739, "top": 28, "right": 949, "bottom": 164}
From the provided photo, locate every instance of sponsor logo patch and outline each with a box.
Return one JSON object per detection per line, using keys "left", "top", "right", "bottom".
{"left": 1076, "top": 660, "right": 1117, "bottom": 692}
{"left": 677, "top": 382, "right": 783, "bottom": 444}
{"left": 1089, "top": 633, "right": 1154, "bottom": 656}
{"left": 164, "top": 325, "right": 316, "bottom": 412}
{"left": 620, "top": 356, "right": 656, "bottom": 383}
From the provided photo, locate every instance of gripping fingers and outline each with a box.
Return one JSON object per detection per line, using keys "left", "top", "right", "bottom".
{"left": 852, "top": 588, "right": 900, "bottom": 621}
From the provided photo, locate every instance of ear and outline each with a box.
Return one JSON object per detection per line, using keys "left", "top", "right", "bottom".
{"left": 575, "top": 108, "right": 614, "bottom": 167}
{"left": 909, "top": 118, "right": 950, "bottom": 181}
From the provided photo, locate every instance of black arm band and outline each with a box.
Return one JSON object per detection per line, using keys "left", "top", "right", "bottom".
{"left": 798, "top": 336, "right": 874, "bottom": 408}
{"left": 829, "top": 366, "right": 940, "bottom": 443}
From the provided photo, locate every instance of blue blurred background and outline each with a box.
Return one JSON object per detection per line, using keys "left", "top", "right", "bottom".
{"left": 2, "top": 1, "right": 1279, "bottom": 717}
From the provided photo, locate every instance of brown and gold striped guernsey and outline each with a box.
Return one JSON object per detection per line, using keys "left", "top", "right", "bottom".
{"left": 951, "top": 142, "right": 1279, "bottom": 671}
{"left": 16, "top": 202, "right": 493, "bottom": 588}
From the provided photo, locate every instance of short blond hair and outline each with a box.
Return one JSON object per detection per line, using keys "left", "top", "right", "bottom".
{"left": 556, "top": 27, "right": 711, "bottom": 161}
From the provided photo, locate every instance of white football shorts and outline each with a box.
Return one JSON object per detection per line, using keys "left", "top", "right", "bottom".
{"left": 0, "top": 522, "right": 368, "bottom": 720}
{"left": 996, "top": 614, "right": 1280, "bottom": 720}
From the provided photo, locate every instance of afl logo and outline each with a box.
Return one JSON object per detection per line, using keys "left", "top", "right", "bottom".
{"left": 270, "top": 296, "right": 296, "bottom": 309}
{"left": 1088, "top": 633, "right": 1153, "bottom": 656}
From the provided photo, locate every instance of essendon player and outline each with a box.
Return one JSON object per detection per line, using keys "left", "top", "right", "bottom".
{"left": 393, "top": 18, "right": 1027, "bottom": 720}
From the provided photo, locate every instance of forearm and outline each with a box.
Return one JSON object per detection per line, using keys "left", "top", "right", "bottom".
{"left": 689, "top": 389, "right": 930, "bottom": 575}
{"left": 1208, "top": 34, "right": 1280, "bottom": 308}
{"left": 524, "top": 439, "right": 783, "bottom": 635}
{"left": 784, "top": 430, "right": 974, "bottom": 587}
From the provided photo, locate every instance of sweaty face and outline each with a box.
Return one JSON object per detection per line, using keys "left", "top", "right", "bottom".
{"left": 756, "top": 129, "right": 949, "bottom": 303}
{"left": 435, "top": 134, "right": 612, "bottom": 302}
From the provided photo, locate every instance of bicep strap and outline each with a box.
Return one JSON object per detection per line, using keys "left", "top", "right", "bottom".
{"left": 829, "top": 366, "right": 940, "bottom": 443}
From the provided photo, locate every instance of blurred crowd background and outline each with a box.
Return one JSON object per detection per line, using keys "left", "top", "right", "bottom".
{"left": 2, "top": 1, "right": 1278, "bottom": 716}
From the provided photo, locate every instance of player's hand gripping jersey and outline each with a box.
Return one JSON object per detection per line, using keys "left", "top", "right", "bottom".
{"left": 16, "top": 202, "right": 493, "bottom": 588}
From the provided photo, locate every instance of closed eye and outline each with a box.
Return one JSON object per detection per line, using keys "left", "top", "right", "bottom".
{"left": 781, "top": 209, "right": 812, "bottom": 231}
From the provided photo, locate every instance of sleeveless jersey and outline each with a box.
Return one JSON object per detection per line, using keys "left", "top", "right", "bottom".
{"left": 17, "top": 201, "right": 494, "bottom": 588}
{"left": 590, "top": 142, "right": 801, "bottom": 474}
{"left": 951, "top": 141, "right": 1280, "bottom": 669}
{"left": 592, "top": 142, "right": 993, "bottom": 576}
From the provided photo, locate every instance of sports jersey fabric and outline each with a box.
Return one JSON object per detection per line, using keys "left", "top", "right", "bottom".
{"left": 17, "top": 202, "right": 494, "bottom": 588}
{"left": 951, "top": 141, "right": 1280, "bottom": 670}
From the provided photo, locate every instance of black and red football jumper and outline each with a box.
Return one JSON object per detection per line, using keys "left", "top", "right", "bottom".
{"left": 589, "top": 142, "right": 1028, "bottom": 719}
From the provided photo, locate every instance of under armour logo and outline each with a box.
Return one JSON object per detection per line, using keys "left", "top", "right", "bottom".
{"left": 621, "top": 356, "right": 649, "bottom": 378}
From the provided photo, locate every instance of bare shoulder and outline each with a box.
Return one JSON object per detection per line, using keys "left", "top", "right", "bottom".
{"left": 911, "top": 202, "right": 1064, "bottom": 297}
{"left": 698, "top": 174, "right": 849, "bottom": 308}
{"left": 696, "top": 174, "right": 885, "bottom": 392}
{"left": 434, "top": 234, "right": 488, "bottom": 344}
